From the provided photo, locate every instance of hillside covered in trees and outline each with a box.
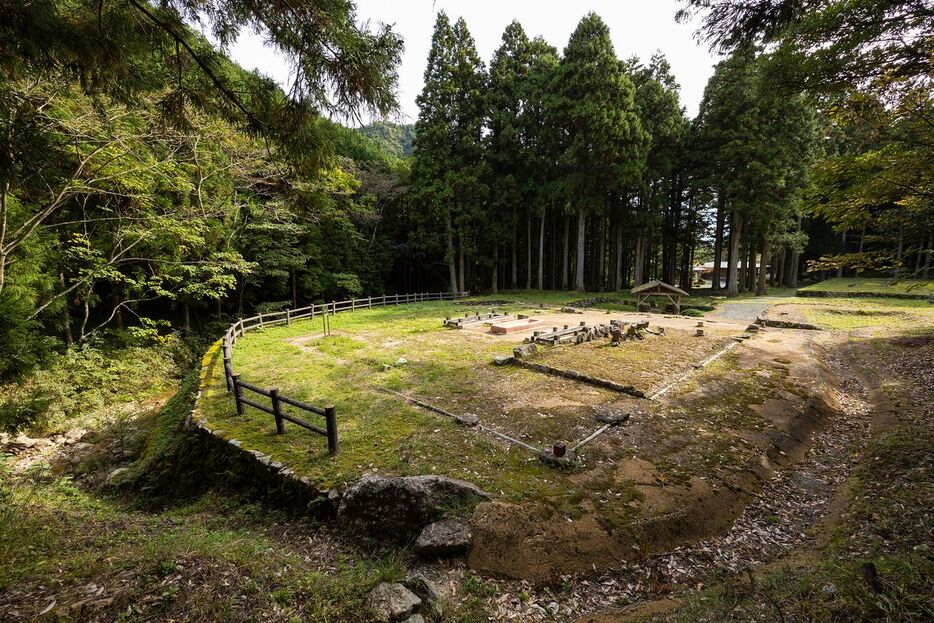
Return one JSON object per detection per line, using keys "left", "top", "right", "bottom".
{"left": 1, "top": 1, "right": 931, "bottom": 380}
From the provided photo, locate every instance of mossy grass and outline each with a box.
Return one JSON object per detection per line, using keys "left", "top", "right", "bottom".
{"left": 798, "top": 277, "right": 934, "bottom": 295}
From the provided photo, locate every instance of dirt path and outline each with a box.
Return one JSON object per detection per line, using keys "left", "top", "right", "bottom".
{"left": 708, "top": 296, "right": 785, "bottom": 324}
{"left": 485, "top": 331, "right": 879, "bottom": 621}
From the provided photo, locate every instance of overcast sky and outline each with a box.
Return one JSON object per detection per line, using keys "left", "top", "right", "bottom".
{"left": 223, "top": 0, "right": 721, "bottom": 125}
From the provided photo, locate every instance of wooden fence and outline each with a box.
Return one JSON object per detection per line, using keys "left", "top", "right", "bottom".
{"left": 220, "top": 291, "right": 469, "bottom": 455}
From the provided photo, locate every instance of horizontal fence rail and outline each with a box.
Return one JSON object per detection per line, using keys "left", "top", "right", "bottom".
{"left": 219, "top": 291, "right": 469, "bottom": 455}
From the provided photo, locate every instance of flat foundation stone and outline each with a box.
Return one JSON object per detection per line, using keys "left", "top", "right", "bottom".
{"left": 366, "top": 582, "right": 421, "bottom": 622}
{"left": 415, "top": 517, "right": 472, "bottom": 557}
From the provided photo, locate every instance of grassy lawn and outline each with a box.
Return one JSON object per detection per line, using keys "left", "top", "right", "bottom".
{"left": 798, "top": 277, "right": 934, "bottom": 296}
{"left": 196, "top": 293, "right": 811, "bottom": 536}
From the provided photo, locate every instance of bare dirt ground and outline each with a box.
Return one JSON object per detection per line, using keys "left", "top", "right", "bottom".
{"left": 482, "top": 329, "right": 880, "bottom": 620}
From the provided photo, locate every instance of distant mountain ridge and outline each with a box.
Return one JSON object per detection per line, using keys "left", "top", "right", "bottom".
{"left": 358, "top": 121, "right": 416, "bottom": 158}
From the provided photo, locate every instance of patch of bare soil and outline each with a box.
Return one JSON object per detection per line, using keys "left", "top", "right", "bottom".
{"left": 477, "top": 331, "right": 877, "bottom": 621}
{"left": 466, "top": 329, "right": 841, "bottom": 591}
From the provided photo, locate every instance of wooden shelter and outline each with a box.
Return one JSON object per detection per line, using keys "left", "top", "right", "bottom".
{"left": 631, "top": 280, "right": 689, "bottom": 314}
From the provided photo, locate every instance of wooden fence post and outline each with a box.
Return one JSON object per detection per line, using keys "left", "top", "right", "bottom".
{"left": 223, "top": 350, "right": 233, "bottom": 393}
{"left": 270, "top": 388, "right": 285, "bottom": 434}
{"left": 232, "top": 375, "right": 243, "bottom": 415}
{"left": 286, "top": 308, "right": 291, "bottom": 325}
{"left": 258, "top": 313, "right": 264, "bottom": 329}
{"left": 238, "top": 318, "right": 244, "bottom": 336}
{"left": 325, "top": 405, "right": 338, "bottom": 455}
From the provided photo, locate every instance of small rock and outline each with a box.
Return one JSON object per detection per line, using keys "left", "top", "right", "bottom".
{"left": 596, "top": 410, "right": 630, "bottom": 426}
{"left": 401, "top": 615, "right": 425, "bottom": 623}
{"left": 338, "top": 475, "right": 488, "bottom": 542}
{"left": 492, "top": 354, "right": 513, "bottom": 366}
{"left": 366, "top": 582, "right": 421, "bottom": 623}
{"left": 13, "top": 434, "right": 38, "bottom": 449}
{"left": 396, "top": 357, "right": 408, "bottom": 366}
{"left": 454, "top": 413, "right": 479, "bottom": 427}
{"left": 513, "top": 343, "right": 537, "bottom": 359}
{"left": 415, "top": 518, "right": 472, "bottom": 557}
{"left": 403, "top": 574, "right": 443, "bottom": 618}
{"left": 106, "top": 467, "right": 129, "bottom": 483}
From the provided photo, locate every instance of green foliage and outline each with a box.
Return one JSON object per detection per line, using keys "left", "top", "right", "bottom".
{"left": 358, "top": 121, "right": 415, "bottom": 159}
{"left": 0, "top": 288, "right": 52, "bottom": 381}
{"left": 0, "top": 343, "right": 183, "bottom": 434}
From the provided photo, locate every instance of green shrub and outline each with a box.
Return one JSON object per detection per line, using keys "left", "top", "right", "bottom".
{"left": 0, "top": 342, "right": 181, "bottom": 434}
{"left": 681, "top": 308, "right": 705, "bottom": 317}
{"left": 0, "top": 289, "right": 54, "bottom": 381}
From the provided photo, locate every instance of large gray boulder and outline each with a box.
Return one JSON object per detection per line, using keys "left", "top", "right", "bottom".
{"left": 414, "top": 517, "right": 472, "bottom": 557}
{"left": 338, "top": 475, "right": 488, "bottom": 542}
{"left": 366, "top": 582, "right": 421, "bottom": 622}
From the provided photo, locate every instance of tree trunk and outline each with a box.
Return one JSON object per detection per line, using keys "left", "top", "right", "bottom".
{"left": 594, "top": 216, "right": 607, "bottom": 292}
{"left": 575, "top": 210, "right": 586, "bottom": 291}
{"left": 562, "top": 215, "right": 569, "bottom": 290}
{"left": 894, "top": 230, "right": 903, "bottom": 277}
{"left": 789, "top": 215, "right": 802, "bottom": 288}
{"left": 510, "top": 207, "right": 518, "bottom": 289}
{"left": 458, "top": 240, "right": 465, "bottom": 295}
{"left": 615, "top": 216, "right": 623, "bottom": 291}
{"left": 537, "top": 212, "right": 545, "bottom": 290}
{"left": 924, "top": 231, "right": 931, "bottom": 280}
{"left": 525, "top": 212, "right": 532, "bottom": 289}
{"left": 712, "top": 193, "right": 726, "bottom": 291}
{"left": 182, "top": 299, "right": 191, "bottom": 336}
{"left": 837, "top": 229, "right": 846, "bottom": 277}
{"left": 446, "top": 212, "right": 457, "bottom": 293}
{"left": 726, "top": 211, "right": 743, "bottom": 297}
{"left": 757, "top": 233, "right": 769, "bottom": 295}
{"left": 60, "top": 272, "right": 73, "bottom": 346}
{"left": 291, "top": 269, "right": 298, "bottom": 307}
{"left": 633, "top": 234, "right": 644, "bottom": 286}
{"left": 491, "top": 245, "right": 499, "bottom": 293}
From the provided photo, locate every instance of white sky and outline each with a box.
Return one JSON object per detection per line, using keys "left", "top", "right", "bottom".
{"left": 223, "top": 0, "right": 721, "bottom": 125}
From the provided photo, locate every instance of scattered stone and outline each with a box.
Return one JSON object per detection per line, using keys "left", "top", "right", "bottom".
{"left": 366, "top": 582, "right": 421, "bottom": 623}
{"left": 402, "top": 574, "right": 444, "bottom": 612}
{"left": 396, "top": 357, "right": 408, "bottom": 366}
{"left": 558, "top": 306, "right": 583, "bottom": 314}
{"left": 454, "top": 413, "right": 479, "bottom": 427}
{"left": 746, "top": 324, "right": 760, "bottom": 332}
{"left": 695, "top": 328, "right": 705, "bottom": 337}
{"left": 492, "top": 354, "right": 513, "bottom": 366}
{"left": 106, "top": 467, "right": 129, "bottom": 483}
{"left": 595, "top": 410, "right": 630, "bottom": 426}
{"left": 401, "top": 615, "right": 425, "bottom": 623}
{"left": 12, "top": 434, "right": 38, "bottom": 449}
{"left": 338, "top": 475, "right": 488, "bottom": 542}
{"left": 415, "top": 517, "right": 473, "bottom": 557}
{"left": 513, "top": 343, "right": 537, "bottom": 359}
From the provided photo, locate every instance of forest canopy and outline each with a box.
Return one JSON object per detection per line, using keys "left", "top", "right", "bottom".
{"left": 0, "top": 0, "right": 930, "bottom": 382}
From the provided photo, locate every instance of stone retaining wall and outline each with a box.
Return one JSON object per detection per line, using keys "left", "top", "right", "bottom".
{"left": 184, "top": 340, "right": 334, "bottom": 513}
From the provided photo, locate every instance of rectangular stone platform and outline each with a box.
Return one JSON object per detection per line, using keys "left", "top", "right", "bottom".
{"left": 490, "top": 317, "right": 544, "bottom": 334}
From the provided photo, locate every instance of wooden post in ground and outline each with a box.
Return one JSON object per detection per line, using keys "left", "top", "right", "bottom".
{"left": 270, "top": 388, "right": 285, "bottom": 434}
{"left": 232, "top": 375, "right": 243, "bottom": 415}
{"left": 286, "top": 308, "right": 291, "bottom": 325}
{"left": 325, "top": 406, "right": 338, "bottom": 455}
